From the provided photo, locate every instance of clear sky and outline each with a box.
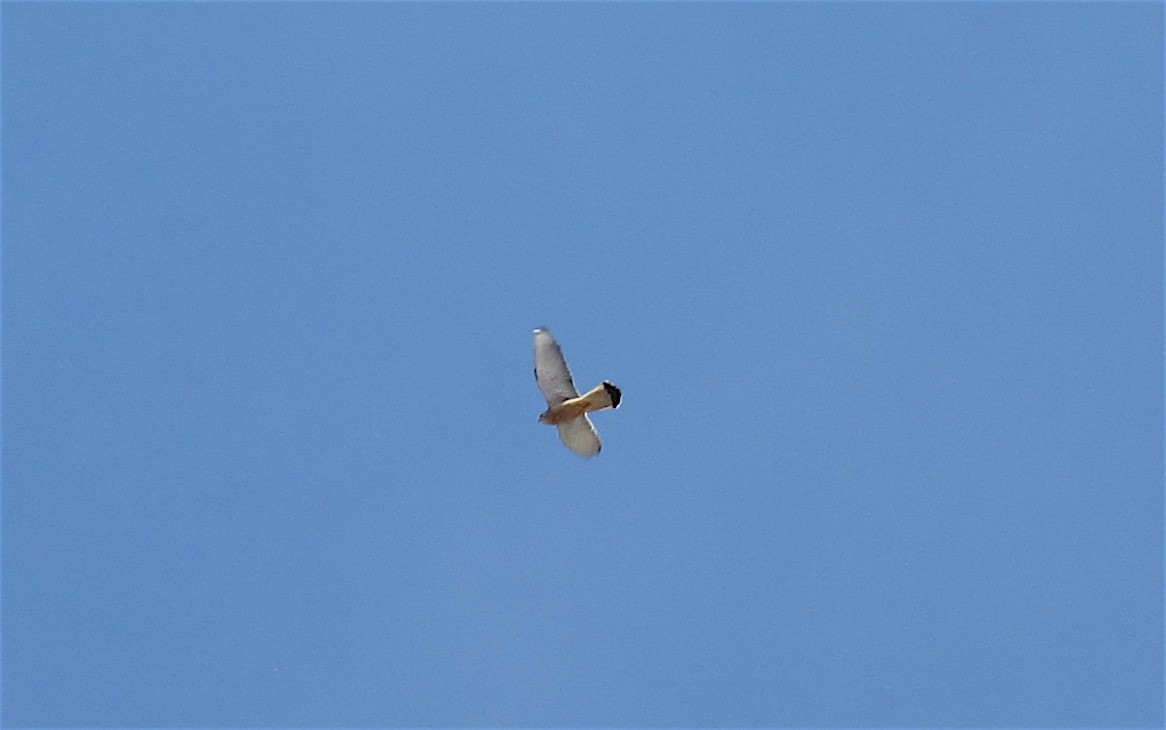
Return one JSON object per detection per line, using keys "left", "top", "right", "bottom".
{"left": 3, "top": 3, "right": 1162, "bottom": 727}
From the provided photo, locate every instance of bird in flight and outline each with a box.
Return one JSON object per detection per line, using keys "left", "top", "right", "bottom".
{"left": 533, "top": 328, "right": 621, "bottom": 457}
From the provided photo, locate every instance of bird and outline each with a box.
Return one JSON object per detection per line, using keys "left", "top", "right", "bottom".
{"left": 533, "top": 327, "right": 621, "bottom": 457}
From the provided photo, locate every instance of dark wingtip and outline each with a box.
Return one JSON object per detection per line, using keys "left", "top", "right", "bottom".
{"left": 603, "top": 381, "right": 622, "bottom": 408}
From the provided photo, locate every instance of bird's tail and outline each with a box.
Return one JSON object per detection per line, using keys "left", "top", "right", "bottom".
{"left": 565, "top": 381, "right": 621, "bottom": 412}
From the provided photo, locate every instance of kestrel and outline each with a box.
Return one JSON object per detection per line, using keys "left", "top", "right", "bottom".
{"left": 533, "top": 328, "right": 621, "bottom": 457}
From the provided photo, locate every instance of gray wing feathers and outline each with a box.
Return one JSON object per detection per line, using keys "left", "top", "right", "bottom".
{"left": 533, "top": 328, "right": 580, "bottom": 404}
{"left": 557, "top": 415, "right": 602, "bottom": 457}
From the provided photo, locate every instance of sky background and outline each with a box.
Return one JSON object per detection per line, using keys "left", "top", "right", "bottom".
{"left": 2, "top": 3, "right": 1162, "bottom": 727}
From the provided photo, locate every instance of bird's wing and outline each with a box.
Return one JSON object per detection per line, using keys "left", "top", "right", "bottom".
{"left": 557, "top": 415, "right": 602, "bottom": 457}
{"left": 533, "top": 328, "right": 580, "bottom": 405}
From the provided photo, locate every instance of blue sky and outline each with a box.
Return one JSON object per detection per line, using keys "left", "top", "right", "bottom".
{"left": 2, "top": 2, "right": 1162, "bottom": 727}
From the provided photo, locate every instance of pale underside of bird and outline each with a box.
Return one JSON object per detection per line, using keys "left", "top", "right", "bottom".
{"left": 533, "top": 328, "right": 621, "bottom": 457}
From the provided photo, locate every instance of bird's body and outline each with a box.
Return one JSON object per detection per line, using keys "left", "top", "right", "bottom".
{"left": 533, "top": 328, "right": 621, "bottom": 457}
{"left": 538, "top": 382, "right": 622, "bottom": 425}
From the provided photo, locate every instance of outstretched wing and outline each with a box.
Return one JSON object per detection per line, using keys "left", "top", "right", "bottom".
{"left": 557, "top": 415, "right": 602, "bottom": 457}
{"left": 534, "top": 328, "right": 579, "bottom": 405}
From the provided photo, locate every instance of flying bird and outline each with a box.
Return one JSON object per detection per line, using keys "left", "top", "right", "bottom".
{"left": 533, "top": 327, "right": 621, "bottom": 457}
